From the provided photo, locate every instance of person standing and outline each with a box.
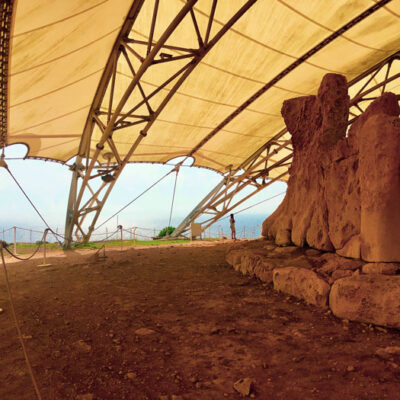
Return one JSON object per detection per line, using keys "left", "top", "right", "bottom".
{"left": 230, "top": 214, "right": 237, "bottom": 240}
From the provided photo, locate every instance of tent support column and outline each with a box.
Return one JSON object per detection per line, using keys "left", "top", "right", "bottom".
{"left": 64, "top": 156, "right": 82, "bottom": 249}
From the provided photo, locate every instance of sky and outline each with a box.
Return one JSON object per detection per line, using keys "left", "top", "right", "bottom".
{"left": 0, "top": 144, "right": 286, "bottom": 241}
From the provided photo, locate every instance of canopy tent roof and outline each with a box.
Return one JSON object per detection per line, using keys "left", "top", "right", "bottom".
{"left": 3, "top": 0, "right": 400, "bottom": 180}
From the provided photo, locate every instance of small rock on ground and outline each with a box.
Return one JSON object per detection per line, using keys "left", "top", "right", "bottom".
{"left": 376, "top": 346, "right": 400, "bottom": 359}
{"left": 76, "top": 394, "right": 94, "bottom": 400}
{"left": 126, "top": 372, "right": 137, "bottom": 380}
{"left": 74, "top": 340, "right": 91, "bottom": 353}
{"left": 233, "top": 377, "right": 254, "bottom": 396}
{"left": 135, "top": 328, "right": 156, "bottom": 335}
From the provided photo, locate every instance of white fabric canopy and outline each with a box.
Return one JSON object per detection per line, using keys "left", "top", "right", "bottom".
{"left": 6, "top": 0, "right": 400, "bottom": 178}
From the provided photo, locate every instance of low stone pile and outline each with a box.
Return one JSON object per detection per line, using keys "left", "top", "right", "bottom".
{"left": 226, "top": 240, "right": 400, "bottom": 329}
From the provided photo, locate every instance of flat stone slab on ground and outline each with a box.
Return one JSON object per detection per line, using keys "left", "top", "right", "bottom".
{"left": 330, "top": 274, "right": 400, "bottom": 328}
{"left": 362, "top": 263, "right": 400, "bottom": 275}
{"left": 273, "top": 267, "right": 330, "bottom": 307}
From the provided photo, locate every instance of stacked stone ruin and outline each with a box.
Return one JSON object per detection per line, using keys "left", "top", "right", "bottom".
{"left": 226, "top": 73, "right": 400, "bottom": 328}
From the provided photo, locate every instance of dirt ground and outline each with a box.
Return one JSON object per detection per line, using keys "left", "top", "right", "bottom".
{"left": 1, "top": 240, "right": 400, "bottom": 400}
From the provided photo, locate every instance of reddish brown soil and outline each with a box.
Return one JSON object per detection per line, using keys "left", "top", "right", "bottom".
{"left": 1, "top": 241, "right": 400, "bottom": 400}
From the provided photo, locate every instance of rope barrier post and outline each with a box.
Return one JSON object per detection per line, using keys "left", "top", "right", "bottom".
{"left": 118, "top": 225, "right": 123, "bottom": 251}
{"left": 13, "top": 226, "right": 17, "bottom": 255}
{"left": 133, "top": 227, "right": 137, "bottom": 247}
{"left": 38, "top": 229, "right": 52, "bottom": 267}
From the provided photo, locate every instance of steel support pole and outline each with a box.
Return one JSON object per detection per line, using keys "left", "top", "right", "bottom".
{"left": 64, "top": 156, "right": 82, "bottom": 249}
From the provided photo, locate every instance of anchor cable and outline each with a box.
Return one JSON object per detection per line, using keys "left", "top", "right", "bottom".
{"left": 0, "top": 155, "right": 62, "bottom": 246}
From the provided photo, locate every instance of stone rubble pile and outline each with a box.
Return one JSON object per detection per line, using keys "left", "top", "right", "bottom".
{"left": 240, "top": 73, "right": 400, "bottom": 328}
{"left": 225, "top": 239, "right": 400, "bottom": 328}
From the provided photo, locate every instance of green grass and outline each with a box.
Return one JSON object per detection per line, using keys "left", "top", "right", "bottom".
{"left": 12, "top": 235, "right": 221, "bottom": 255}
{"left": 14, "top": 242, "right": 59, "bottom": 251}
{"left": 13, "top": 238, "right": 220, "bottom": 253}
{"left": 71, "top": 239, "right": 189, "bottom": 249}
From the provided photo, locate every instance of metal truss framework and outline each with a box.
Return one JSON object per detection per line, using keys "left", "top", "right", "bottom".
{"left": 63, "top": 0, "right": 392, "bottom": 245}
{"left": 171, "top": 50, "right": 400, "bottom": 238}
{"left": 0, "top": 0, "right": 14, "bottom": 148}
{"left": 64, "top": 0, "right": 258, "bottom": 247}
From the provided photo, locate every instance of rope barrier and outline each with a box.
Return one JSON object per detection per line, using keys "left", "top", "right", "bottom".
{"left": 4, "top": 242, "right": 42, "bottom": 261}
{"left": 121, "top": 228, "right": 156, "bottom": 240}
{"left": 97, "top": 229, "right": 120, "bottom": 243}
{"left": 0, "top": 243, "right": 43, "bottom": 400}
{"left": 14, "top": 227, "right": 44, "bottom": 234}
{"left": 2, "top": 230, "right": 47, "bottom": 261}
{"left": 128, "top": 226, "right": 162, "bottom": 232}
{"left": 132, "top": 233, "right": 154, "bottom": 239}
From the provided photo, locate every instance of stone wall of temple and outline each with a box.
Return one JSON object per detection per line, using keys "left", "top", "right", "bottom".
{"left": 262, "top": 73, "right": 400, "bottom": 263}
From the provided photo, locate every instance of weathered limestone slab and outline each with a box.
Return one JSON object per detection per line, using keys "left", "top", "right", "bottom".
{"left": 253, "top": 260, "right": 277, "bottom": 283}
{"left": 317, "top": 253, "right": 364, "bottom": 275}
{"left": 331, "top": 269, "right": 353, "bottom": 281}
{"left": 336, "top": 235, "right": 361, "bottom": 259}
{"left": 226, "top": 249, "right": 244, "bottom": 267}
{"left": 227, "top": 240, "right": 400, "bottom": 328}
{"left": 362, "top": 263, "right": 400, "bottom": 275}
{"left": 330, "top": 275, "right": 400, "bottom": 328}
{"left": 358, "top": 110, "right": 400, "bottom": 262}
{"left": 273, "top": 267, "right": 330, "bottom": 307}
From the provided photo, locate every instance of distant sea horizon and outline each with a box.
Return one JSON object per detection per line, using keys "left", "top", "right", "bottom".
{"left": 0, "top": 213, "right": 270, "bottom": 243}
{"left": 204, "top": 213, "right": 268, "bottom": 239}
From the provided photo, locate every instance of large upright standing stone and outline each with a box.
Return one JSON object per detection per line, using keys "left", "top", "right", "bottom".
{"left": 262, "top": 73, "right": 349, "bottom": 251}
{"left": 355, "top": 93, "right": 400, "bottom": 261}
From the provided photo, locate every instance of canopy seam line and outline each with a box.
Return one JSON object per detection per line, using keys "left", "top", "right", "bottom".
{"left": 129, "top": 28, "right": 313, "bottom": 94}
{"left": 12, "top": 0, "right": 109, "bottom": 37}
{"left": 115, "top": 71, "right": 281, "bottom": 117}
{"left": 177, "top": 4, "right": 349, "bottom": 73}
{"left": 9, "top": 104, "right": 90, "bottom": 134}
{"left": 10, "top": 68, "right": 104, "bottom": 108}
{"left": 278, "top": 0, "right": 392, "bottom": 52}
{"left": 10, "top": 27, "right": 120, "bottom": 76}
